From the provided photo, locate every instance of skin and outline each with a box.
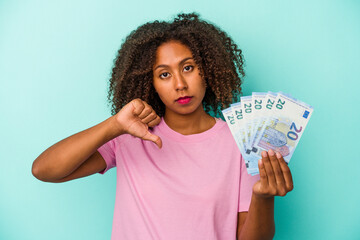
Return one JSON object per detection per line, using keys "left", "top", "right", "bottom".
{"left": 152, "top": 40, "right": 216, "bottom": 135}
{"left": 32, "top": 40, "right": 293, "bottom": 240}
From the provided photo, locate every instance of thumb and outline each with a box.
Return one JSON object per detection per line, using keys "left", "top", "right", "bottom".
{"left": 142, "top": 131, "right": 163, "bottom": 149}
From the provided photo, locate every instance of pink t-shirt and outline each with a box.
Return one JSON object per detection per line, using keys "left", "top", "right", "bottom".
{"left": 97, "top": 117, "right": 259, "bottom": 240}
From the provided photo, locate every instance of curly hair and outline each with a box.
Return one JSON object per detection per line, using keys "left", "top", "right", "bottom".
{"left": 107, "top": 12, "right": 245, "bottom": 118}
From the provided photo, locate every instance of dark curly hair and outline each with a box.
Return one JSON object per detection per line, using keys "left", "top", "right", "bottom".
{"left": 107, "top": 12, "right": 245, "bottom": 118}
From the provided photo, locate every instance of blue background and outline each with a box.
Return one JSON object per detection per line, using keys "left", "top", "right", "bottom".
{"left": 1, "top": 0, "right": 359, "bottom": 239}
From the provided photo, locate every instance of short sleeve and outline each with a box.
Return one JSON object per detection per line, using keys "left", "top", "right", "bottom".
{"left": 97, "top": 137, "right": 117, "bottom": 175}
{"left": 238, "top": 155, "right": 260, "bottom": 212}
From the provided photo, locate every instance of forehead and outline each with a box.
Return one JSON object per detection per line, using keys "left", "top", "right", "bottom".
{"left": 154, "top": 40, "right": 193, "bottom": 66}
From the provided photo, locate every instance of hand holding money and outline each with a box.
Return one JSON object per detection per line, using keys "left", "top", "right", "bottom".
{"left": 252, "top": 149, "right": 294, "bottom": 198}
{"left": 222, "top": 92, "right": 313, "bottom": 175}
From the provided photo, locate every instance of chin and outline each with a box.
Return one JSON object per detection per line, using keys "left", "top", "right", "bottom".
{"left": 165, "top": 100, "right": 204, "bottom": 116}
{"left": 176, "top": 106, "right": 203, "bottom": 116}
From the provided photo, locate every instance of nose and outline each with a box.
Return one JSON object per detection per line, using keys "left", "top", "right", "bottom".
{"left": 174, "top": 73, "right": 188, "bottom": 91}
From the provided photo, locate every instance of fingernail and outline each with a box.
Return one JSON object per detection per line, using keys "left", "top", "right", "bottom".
{"left": 259, "top": 159, "right": 262, "bottom": 165}
{"left": 268, "top": 149, "right": 275, "bottom": 156}
{"left": 276, "top": 152, "right": 282, "bottom": 158}
{"left": 261, "top": 151, "right": 267, "bottom": 157}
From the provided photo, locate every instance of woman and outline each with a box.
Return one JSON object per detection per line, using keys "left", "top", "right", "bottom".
{"left": 32, "top": 13, "right": 293, "bottom": 239}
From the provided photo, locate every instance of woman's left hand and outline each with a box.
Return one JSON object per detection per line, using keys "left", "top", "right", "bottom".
{"left": 252, "top": 149, "right": 294, "bottom": 198}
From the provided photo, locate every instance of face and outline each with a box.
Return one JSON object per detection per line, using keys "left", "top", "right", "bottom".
{"left": 152, "top": 40, "right": 206, "bottom": 118}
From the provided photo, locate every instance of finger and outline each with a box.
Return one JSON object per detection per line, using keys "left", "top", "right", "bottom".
{"left": 276, "top": 152, "right": 294, "bottom": 192}
{"left": 141, "top": 111, "right": 157, "bottom": 124}
{"left": 138, "top": 102, "right": 153, "bottom": 119}
{"left": 258, "top": 158, "right": 268, "bottom": 188}
{"left": 142, "top": 131, "right": 162, "bottom": 149}
{"left": 147, "top": 115, "right": 161, "bottom": 128}
{"left": 131, "top": 99, "right": 145, "bottom": 116}
{"left": 268, "top": 149, "right": 286, "bottom": 196}
{"left": 261, "top": 151, "right": 277, "bottom": 189}
{"left": 268, "top": 150, "right": 286, "bottom": 185}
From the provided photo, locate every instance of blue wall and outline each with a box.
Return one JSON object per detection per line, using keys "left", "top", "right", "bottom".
{"left": 1, "top": 0, "right": 359, "bottom": 239}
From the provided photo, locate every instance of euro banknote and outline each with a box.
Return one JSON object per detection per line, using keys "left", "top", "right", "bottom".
{"left": 222, "top": 92, "right": 313, "bottom": 175}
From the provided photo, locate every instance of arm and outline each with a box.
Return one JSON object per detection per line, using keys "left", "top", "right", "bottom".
{"left": 32, "top": 116, "right": 121, "bottom": 182}
{"left": 32, "top": 99, "right": 162, "bottom": 183}
{"left": 237, "top": 149, "right": 293, "bottom": 240}
{"left": 237, "top": 196, "right": 275, "bottom": 240}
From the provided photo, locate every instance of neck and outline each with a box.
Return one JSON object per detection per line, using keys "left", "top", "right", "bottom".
{"left": 163, "top": 106, "right": 216, "bottom": 135}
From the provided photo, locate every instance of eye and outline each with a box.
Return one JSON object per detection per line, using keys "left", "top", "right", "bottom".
{"left": 183, "top": 65, "right": 193, "bottom": 72}
{"left": 159, "top": 72, "right": 170, "bottom": 79}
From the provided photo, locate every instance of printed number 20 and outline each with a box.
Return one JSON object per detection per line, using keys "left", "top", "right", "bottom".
{"left": 276, "top": 99, "right": 286, "bottom": 110}
{"left": 228, "top": 116, "right": 235, "bottom": 125}
{"left": 287, "top": 122, "right": 302, "bottom": 141}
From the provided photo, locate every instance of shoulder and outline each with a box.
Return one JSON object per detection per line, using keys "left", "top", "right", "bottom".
{"left": 215, "top": 118, "right": 235, "bottom": 138}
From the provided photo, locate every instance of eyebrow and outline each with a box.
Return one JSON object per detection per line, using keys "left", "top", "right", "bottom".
{"left": 154, "top": 57, "right": 193, "bottom": 71}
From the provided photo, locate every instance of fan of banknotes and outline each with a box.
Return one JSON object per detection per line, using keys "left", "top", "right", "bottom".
{"left": 222, "top": 92, "right": 313, "bottom": 176}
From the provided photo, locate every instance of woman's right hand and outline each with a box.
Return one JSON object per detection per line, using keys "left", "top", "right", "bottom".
{"left": 114, "top": 99, "right": 162, "bottom": 148}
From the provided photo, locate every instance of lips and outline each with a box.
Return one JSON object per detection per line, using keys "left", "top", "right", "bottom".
{"left": 176, "top": 96, "right": 192, "bottom": 104}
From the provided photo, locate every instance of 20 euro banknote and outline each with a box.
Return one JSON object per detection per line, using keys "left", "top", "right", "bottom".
{"left": 223, "top": 92, "right": 313, "bottom": 175}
